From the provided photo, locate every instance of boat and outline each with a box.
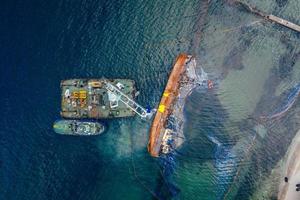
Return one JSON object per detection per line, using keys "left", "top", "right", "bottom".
{"left": 148, "top": 54, "right": 200, "bottom": 157}
{"left": 53, "top": 120, "right": 105, "bottom": 135}
{"left": 148, "top": 54, "right": 188, "bottom": 157}
{"left": 60, "top": 79, "right": 137, "bottom": 119}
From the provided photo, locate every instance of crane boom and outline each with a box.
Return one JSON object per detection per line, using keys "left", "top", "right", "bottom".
{"left": 103, "top": 80, "right": 149, "bottom": 119}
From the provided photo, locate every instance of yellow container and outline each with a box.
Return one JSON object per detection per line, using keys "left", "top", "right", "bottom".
{"left": 72, "top": 91, "right": 79, "bottom": 98}
{"left": 89, "top": 81, "right": 102, "bottom": 88}
{"left": 79, "top": 90, "right": 87, "bottom": 99}
{"left": 158, "top": 105, "right": 165, "bottom": 113}
{"left": 163, "top": 92, "right": 170, "bottom": 97}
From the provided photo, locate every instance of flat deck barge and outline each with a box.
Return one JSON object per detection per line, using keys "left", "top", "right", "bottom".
{"left": 60, "top": 79, "right": 136, "bottom": 119}
{"left": 148, "top": 54, "right": 189, "bottom": 157}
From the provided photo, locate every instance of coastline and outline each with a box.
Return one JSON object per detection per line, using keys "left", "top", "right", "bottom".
{"left": 278, "top": 129, "right": 300, "bottom": 200}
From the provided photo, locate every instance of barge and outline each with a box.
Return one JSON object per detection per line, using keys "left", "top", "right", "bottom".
{"left": 60, "top": 79, "right": 137, "bottom": 119}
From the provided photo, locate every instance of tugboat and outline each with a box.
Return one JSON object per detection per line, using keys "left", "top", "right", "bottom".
{"left": 53, "top": 120, "right": 105, "bottom": 136}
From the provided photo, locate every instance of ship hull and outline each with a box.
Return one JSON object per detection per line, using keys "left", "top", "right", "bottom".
{"left": 147, "top": 54, "right": 189, "bottom": 157}
{"left": 53, "top": 120, "right": 105, "bottom": 136}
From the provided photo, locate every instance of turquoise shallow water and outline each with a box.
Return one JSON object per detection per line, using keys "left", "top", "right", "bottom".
{"left": 1, "top": 0, "right": 300, "bottom": 199}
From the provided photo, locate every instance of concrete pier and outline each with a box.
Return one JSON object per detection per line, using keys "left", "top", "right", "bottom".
{"left": 232, "top": 0, "right": 300, "bottom": 33}
{"left": 266, "top": 15, "right": 300, "bottom": 33}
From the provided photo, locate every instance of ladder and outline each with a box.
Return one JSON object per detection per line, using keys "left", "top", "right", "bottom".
{"left": 103, "top": 80, "right": 149, "bottom": 118}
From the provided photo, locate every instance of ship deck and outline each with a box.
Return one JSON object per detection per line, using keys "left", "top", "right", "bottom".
{"left": 60, "top": 79, "right": 136, "bottom": 119}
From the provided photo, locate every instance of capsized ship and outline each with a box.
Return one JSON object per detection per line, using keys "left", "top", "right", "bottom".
{"left": 60, "top": 79, "right": 139, "bottom": 119}
{"left": 148, "top": 54, "right": 208, "bottom": 157}
{"left": 53, "top": 120, "right": 105, "bottom": 136}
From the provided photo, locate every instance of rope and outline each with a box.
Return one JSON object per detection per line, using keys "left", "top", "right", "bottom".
{"left": 130, "top": 133, "right": 178, "bottom": 199}
{"left": 130, "top": 153, "right": 161, "bottom": 199}
{"left": 129, "top": 130, "right": 161, "bottom": 199}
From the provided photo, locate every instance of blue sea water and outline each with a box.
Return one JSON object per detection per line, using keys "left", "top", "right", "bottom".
{"left": 1, "top": 0, "right": 300, "bottom": 200}
{"left": 0, "top": 1, "right": 199, "bottom": 199}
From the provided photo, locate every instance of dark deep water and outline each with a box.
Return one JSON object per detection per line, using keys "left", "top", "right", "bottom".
{"left": 0, "top": 1, "right": 197, "bottom": 199}
{"left": 1, "top": 0, "right": 300, "bottom": 200}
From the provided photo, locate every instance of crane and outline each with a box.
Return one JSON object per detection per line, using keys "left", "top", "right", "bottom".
{"left": 103, "top": 80, "right": 152, "bottom": 119}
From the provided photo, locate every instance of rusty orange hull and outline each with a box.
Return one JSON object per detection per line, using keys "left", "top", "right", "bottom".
{"left": 147, "top": 54, "right": 189, "bottom": 157}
